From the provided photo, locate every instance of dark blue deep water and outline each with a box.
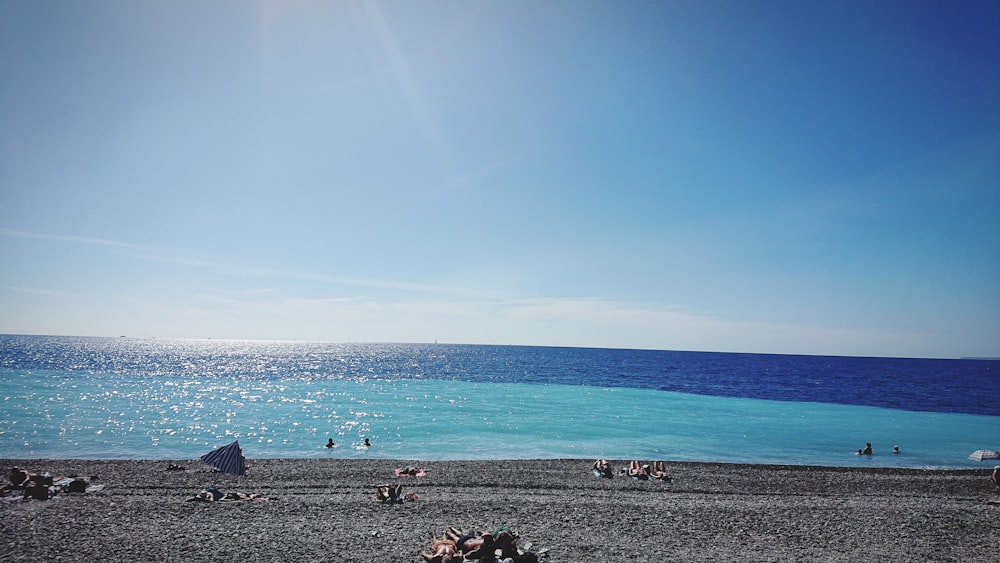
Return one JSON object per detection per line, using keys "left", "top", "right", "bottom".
{"left": 2, "top": 335, "right": 996, "bottom": 415}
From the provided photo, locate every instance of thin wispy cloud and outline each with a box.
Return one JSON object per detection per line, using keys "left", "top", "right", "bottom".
{"left": 0, "top": 227, "right": 488, "bottom": 296}
{"left": 9, "top": 286, "right": 67, "bottom": 297}
{"left": 0, "top": 228, "right": 143, "bottom": 249}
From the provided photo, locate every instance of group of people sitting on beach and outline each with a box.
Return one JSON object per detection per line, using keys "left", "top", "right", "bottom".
{"left": 2, "top": 467, "right": 92, "bottom": 501}
{"left": 420, "top": 527, "right": 538, "bottom": 563}
{"left": 592, "top": 459, "right": 672, "bottom": 481}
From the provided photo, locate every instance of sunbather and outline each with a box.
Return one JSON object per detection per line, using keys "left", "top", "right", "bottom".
{"left": 421, "top": 531, "right": 459, "bottom": 563}
{"left": 421, "top": 526, "right": 538, "bottom": 563}
{"left": 592, "top": 459, "right": 613, "bottom": 478}
{"left": 1, "top": 469, "right": 29, "bottom": 495}
{"left": 493, "top": 528, "right": 522, "bottom": 559}
{"left": 219, "top": 493, "right": 267, "bottom": 502}
{"left": 186, "top": 487, "right": 225, "bottom": 502}
{"left": 9, "top": 467, "right": 32, "bottom": 487}
{"left": 376, "top": 483, "right": 403, "bottom": 503}
{"left": 8, "top": 468, "right": 50, "bottom": 487}
{"left": 444, "top": 527, "right": 494, "bottom": 559}
{"left": 649, "top": 461, "right": 672, "bottom": 481}
{"left": 628, "top": 460, "right": 651, "bottom": 480}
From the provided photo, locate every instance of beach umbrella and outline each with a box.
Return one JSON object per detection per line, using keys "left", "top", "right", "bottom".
{"left": 967, "top": 449, "right": 1000, "bottom": 462}
{"left": 200, "top": 440, "right": 248, "bottom": 476}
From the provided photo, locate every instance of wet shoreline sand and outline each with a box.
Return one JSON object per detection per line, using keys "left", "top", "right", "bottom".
{"left": 2, "top": 458, "right": 998, "bottom": 562}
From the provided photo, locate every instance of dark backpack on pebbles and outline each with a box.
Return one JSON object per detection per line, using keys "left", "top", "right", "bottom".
{"left": 67, "top": 479, "right": 88, "bottom": 493}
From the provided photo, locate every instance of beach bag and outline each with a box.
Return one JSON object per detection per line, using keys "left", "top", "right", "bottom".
{"left": 67, "top": 479, "right": 88, "bottom": 493}
{"left": 25, "top": 483, "right": 50, "bottom": 500}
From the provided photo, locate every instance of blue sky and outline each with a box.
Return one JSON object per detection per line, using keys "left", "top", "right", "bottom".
{"left": 1, "top": 1, "right": 998, "bottom": 358}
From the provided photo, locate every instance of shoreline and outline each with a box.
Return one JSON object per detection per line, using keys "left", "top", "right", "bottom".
{"left": 2, "top": 456, "right": 992, "bottom": 473}
{"left": 3, "top": 458, "right": 998, "bottom": 562}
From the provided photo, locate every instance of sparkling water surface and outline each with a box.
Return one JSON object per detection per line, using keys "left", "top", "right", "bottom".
{"left": 1, "top": 336, "right": 997, "bottom": 468}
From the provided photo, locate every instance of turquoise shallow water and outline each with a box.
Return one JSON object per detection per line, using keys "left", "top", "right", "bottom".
{"left": 1, "top": 369, "right": 996, "bottom": 468}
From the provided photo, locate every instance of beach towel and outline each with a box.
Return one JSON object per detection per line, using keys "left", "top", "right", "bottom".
{"left": 54, "top": 477, "right": 97, "bottom": 492}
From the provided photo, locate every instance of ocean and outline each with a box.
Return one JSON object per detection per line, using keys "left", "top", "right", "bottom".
{"left": 1, "top": 335, "right": 997, "bottom": 468}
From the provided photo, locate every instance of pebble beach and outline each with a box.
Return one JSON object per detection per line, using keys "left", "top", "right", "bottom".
{"left": 2, "top": 458, "right": 998, "bottom": 562}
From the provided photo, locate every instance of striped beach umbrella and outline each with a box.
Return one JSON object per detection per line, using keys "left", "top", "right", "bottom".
{"left": 968, "top": 449, "right": 1000, "bottom": 462}
{"left": 200, "top": 440, "right": 248, "bottom": 477}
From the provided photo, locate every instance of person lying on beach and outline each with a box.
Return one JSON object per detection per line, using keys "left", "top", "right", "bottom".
{"left": 186, "top": 487, "right": 225, "bottom": 502}
{"left": 186, "top": 488, "right": 265, "bottom": 502}
{"left": 52, "top": 477, "right": 88, "bottom": 493}
{"left": 1, "top": 468, "right": 30, "bottom": 495}
{"left": 219, "top": 492, "right": 267, "bottom": 501}
{"left": 375, "top": 483, "right": 403, "bottom": 503}
{"left": 628, "top": 461, "right": 651, "bottom": 480}
{"left": 6, "top": 468, "right": 51, "bottom": 488}
{"left": 4, "top": 471, "right": 59, "bottom": 500}
{"left": 493, "top": 527, "right": 527, "bottom": 561}
{"left": 8, "top": 467, "right": 32, "bottom": 487}
{"left": 425, "top": 527, "right": 537, "bottom": 563}
{"left": 443, "top": 527, "right": 495, "bottom": 560}
{"left": 421, "top": 531, "right": 459, "bottom": 563}
{"left": 395, "top": 466, "right": 425, "bottom": 477}
{"left": 649, "top": 461, "right": 672, "bottom": 481}
{"left": 592, "top": 459, "right": 613, "bottom": 478}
